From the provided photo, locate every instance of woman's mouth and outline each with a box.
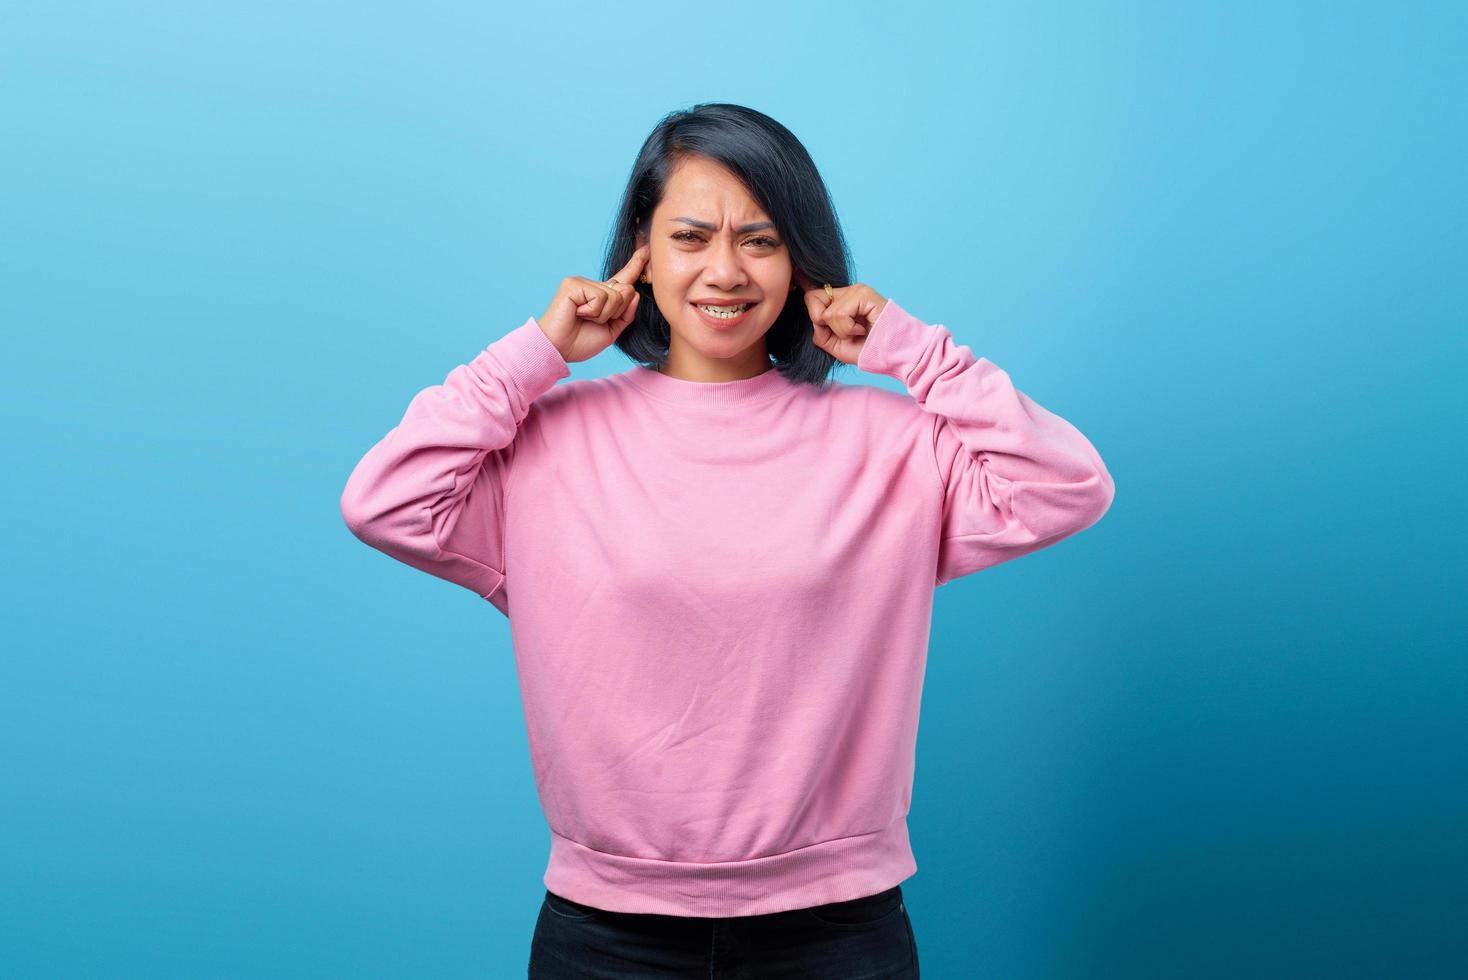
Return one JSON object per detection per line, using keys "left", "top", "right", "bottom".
{"left": 691, "top": 301, "right": 757, "bottom": 328}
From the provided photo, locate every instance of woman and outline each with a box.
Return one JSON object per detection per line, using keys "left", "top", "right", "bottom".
{"left": 341, "top": 103, "right": 1115, "bottom": 978}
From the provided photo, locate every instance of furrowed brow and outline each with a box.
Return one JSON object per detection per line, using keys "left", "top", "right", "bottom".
{"left": 671, "top": 217, "right": 776, "bottom": 233}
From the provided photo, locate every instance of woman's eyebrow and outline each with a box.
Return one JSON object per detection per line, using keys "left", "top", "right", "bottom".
{"left": 670, "top": 217, "right": 776, "bottom": 233}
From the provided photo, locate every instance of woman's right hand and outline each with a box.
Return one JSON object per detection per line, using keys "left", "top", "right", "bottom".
{"left": 537, "top": 244, "right": 650, "bottom": 364}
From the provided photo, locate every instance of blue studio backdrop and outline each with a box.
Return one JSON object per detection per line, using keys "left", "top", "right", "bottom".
{"left": 3, "top": 2, "right": 1464, "bottom": 977}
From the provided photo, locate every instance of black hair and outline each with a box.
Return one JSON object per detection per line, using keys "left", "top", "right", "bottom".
{"left": 602, "top": 102, "right": 855, "bottom": 386}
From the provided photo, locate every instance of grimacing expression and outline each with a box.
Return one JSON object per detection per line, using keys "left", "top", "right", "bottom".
{"left": 640, "top": 155, "right": 794, "bottom": 358}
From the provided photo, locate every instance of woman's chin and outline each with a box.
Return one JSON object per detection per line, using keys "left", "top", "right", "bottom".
{"left": 672, "top": 333, "right": 762, "bottom": 363}
{"left": 679, "top": 318, "right": 759, "bottom": 349}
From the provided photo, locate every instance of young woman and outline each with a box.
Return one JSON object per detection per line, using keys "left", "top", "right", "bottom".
{"left": 341, "top": 102, "right": 1115, "bottom": 978}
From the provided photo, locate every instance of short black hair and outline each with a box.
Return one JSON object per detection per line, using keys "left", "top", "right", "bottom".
{"left": 603, "top": 102, "right": 855, "bottom": 386}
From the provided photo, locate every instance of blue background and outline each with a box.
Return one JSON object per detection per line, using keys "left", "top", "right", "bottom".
{"left": 4, "top": 2, "right": 1464, "bottom": 977}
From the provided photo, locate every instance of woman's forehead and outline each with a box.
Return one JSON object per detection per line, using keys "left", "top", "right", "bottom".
{"left": 657, "top": 158, "right": 769, "bottom": 222}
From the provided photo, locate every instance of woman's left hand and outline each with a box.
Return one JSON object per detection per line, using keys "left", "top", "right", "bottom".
{"left": 795, "top": 270, "right": 888, "bottom": 367}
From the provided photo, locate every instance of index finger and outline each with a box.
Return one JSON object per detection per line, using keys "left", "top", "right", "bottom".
{"left": 612, "top": 243, "right": 650, "bottom": 284}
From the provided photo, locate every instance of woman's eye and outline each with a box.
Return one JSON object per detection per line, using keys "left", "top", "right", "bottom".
{"left": 671, "top": 231, "right": 780, "bottom": 248}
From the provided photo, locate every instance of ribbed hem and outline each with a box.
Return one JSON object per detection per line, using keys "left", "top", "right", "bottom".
{"left": 542, "top": 818, "right": 918, "bottom": 918}
{"left": 486, "top": 316, "right": 570, "bottom": 401}
{"left": 856, "top": 297, "right": 941, "bottom": 384}
{"left": 623, "top": 361, "right": 798, "bottom": 407}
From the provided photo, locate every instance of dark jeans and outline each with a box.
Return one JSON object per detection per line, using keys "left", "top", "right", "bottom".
{"left": 528, "top": 884, "right": 919, "bottom": 978}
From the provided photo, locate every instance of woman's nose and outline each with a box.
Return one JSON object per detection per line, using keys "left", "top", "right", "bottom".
{"left": 702, "top": 241, "right": 748, "bottom": 285}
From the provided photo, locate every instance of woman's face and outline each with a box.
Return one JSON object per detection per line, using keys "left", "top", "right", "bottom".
{"left": 638, "top": 155, "right": 794, "bottom": 376}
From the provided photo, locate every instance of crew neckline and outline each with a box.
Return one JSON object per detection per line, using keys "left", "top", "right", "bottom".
{"left": 624, "top": 362, "right": 798, "bottom": 406}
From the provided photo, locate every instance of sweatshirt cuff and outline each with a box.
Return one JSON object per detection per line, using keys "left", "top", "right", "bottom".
{"left": 856, "top": 297, "right": 941, "bottom": 384}
{"left": 482, "top": 316, "right": 571, "bottom": 402}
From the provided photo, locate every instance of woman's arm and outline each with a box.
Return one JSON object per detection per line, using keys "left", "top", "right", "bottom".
{"left": 857, "top": 298, "right": 1116, "bottom": 586}
{"left": 339, "top": 317, "right": 569, "bottom": 613}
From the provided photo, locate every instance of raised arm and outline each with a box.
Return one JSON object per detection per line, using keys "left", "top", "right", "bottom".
{"left": 339, "top": 317, "right": 569, "bottom": 614}
{"left": 857, "top": 298, "right": 1115, "bottom": 586}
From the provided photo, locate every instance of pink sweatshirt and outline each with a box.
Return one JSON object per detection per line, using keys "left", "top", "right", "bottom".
{"left": 340, "top": 297, "right": 1115, "bottom": 917}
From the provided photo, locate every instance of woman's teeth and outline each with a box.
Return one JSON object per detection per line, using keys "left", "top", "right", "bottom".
{"left": 695, "top": 303, "right": 749, "bottom": 318}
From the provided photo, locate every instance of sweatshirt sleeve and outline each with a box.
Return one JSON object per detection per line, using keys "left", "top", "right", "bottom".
{"left": 340, "top": 316, "right": 570, "bottom": 615}
{"left": 856, "top": 297, "right": 1115, "bottom": 586}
